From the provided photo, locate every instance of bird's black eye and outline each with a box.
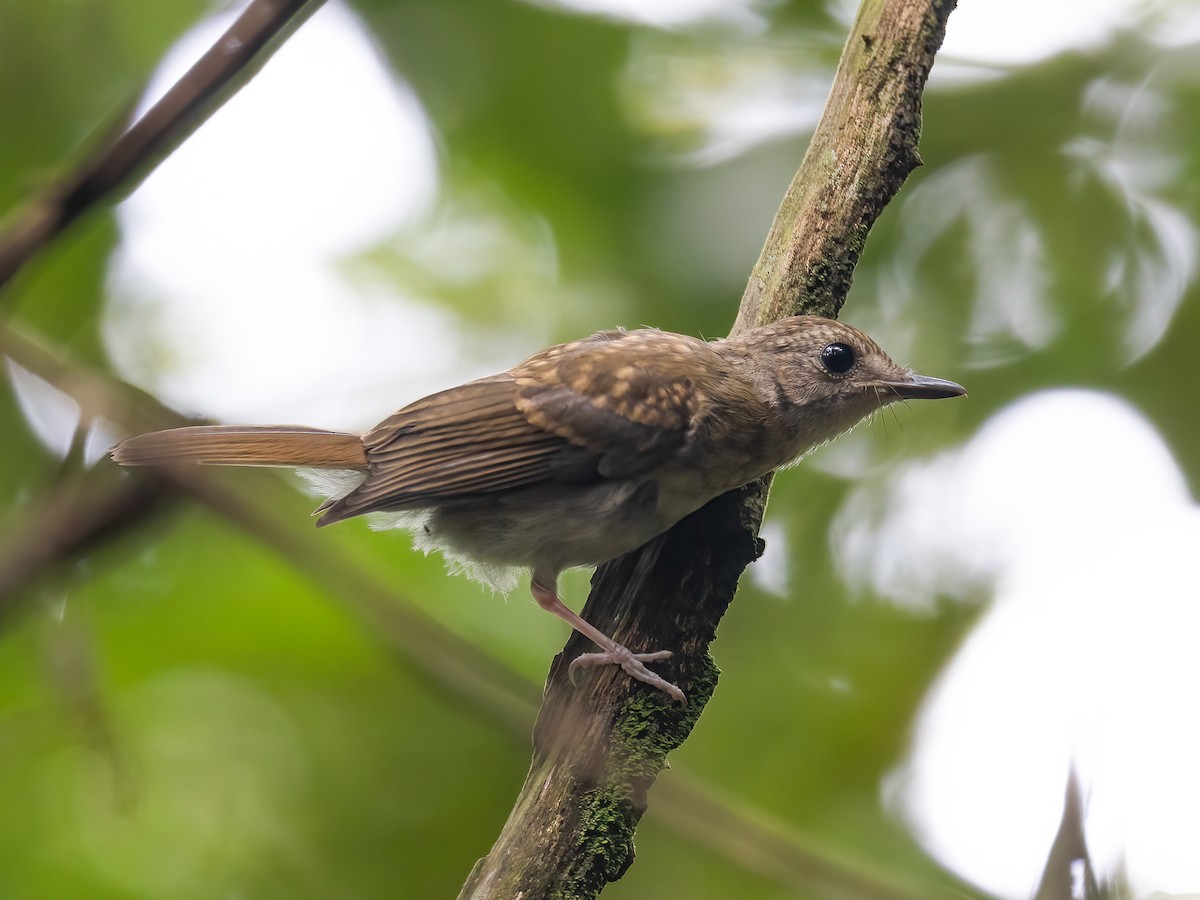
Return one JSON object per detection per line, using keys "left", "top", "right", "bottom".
{"left": 820, "top": 342, "right": 856, "bottom": 374}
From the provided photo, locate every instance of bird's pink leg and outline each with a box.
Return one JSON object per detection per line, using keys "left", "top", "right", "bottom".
{"left": 530, "top": 576, "right": 685, "bottom": 704}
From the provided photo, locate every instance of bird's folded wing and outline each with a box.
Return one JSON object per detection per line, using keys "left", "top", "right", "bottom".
{"left": 318, "top": 330, "right": 711, "bottom": 522}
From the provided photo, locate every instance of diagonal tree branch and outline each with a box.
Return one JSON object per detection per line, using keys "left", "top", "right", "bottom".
{"left": 0, "top": 322, "right": 537, "bottom": 731}
{"left": 0, "top": 465, "right": 175, "bottom": 606}
{"left": 458, "top": 2, "right": 959, "bottom": 898}
{"left": 0, "top": 0, "right": 324, "bottom": 295}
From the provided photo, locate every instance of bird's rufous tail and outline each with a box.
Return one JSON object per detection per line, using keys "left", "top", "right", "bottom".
{"left": 110, "top": 425, "right": 369, "bottom": 470}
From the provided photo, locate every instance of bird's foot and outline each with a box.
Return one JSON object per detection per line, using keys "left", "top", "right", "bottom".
{"left": 568, "top": 646, "right": 686, "bottom": 704}
{"left": 529, "top": 575, "right": 686, "bottom": 704}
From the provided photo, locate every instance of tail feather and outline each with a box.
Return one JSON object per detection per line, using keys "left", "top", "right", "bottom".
{"left": 111, "top": 425, "right": 369, "bottom": 470}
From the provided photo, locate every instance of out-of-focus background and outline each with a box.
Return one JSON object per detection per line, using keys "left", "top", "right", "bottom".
{"left": 3, "top": 0, "right": 1200, "bottom": 897}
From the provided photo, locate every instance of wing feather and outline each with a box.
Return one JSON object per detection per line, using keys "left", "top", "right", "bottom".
{"left": 317, "top": 330, "right": 720, "bottom": 525}
{"left": 318, "top": 377, "right": 573, "bottom": 523}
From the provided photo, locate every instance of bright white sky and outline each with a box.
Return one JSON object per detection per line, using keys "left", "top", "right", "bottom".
{"left": 837, "top": 391, "right": 1200, "bottom": 897}
{"left": 102, "top": 1, "right": 455, "bottom": 429}
{"left": 11, "top": 0, "right": 1200, "bottom": 895}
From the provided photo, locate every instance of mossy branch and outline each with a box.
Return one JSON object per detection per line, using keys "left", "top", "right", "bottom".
{"left": 459, "top": 2, "right": 958, "bottom": 898}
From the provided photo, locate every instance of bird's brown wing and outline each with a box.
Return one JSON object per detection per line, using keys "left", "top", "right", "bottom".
{"left": 316, "top": 330, "right": 715, "bottom": 524}
{"left": 513, "top": 328, "right": 711, "bottom": 479}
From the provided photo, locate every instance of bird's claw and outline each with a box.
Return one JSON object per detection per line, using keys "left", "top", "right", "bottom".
{"left": 568, "top": 647, "right": 686, "bottom": 704}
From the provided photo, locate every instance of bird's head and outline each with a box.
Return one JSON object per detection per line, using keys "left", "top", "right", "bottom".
{"left": 726, "top": 315, "right": 966, "bottom": 449}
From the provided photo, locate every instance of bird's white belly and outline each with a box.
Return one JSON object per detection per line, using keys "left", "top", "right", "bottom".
{"left": 416, "top": 479, "right": 676, "bottom": 590}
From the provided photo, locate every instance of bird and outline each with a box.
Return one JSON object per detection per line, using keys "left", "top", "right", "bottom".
{"left": 111, "top": 315, "right": 965, "bottom": 703}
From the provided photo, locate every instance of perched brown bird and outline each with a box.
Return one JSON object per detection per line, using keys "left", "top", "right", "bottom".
{"left": 112, "top": 315, "right": 964, "bottom": 702}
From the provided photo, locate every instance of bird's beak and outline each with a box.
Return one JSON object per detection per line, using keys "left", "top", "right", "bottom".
{"left": 881, "top": 373, "right": 967, "bottom": 400}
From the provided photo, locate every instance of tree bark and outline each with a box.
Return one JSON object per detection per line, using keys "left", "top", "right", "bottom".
{"left": 458, "top": 1, "right": 958, "bottom": 898}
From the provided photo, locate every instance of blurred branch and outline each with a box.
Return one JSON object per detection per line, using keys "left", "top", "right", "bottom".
{"left": 0, "top": 322, "right": 536, "bottom": 734}
{"left": 0, "top": 0, "right": 325, "bottom": 295}
{"left": 0, "top": 465, "right": 174, "bottom": 607}
{"left": 175, "top": 467, "right": 541, "bottom": 734}
{"left": 1033, "top": 768, "right": 1119, "bottom": 900}
{"left": 460, "top": 1, "right": 959, "bottom": 898}
{"left": 653, "top": 775, "right": 950, "bottom": 900}
{"left": 0, "top": 317, "right": 973, "bottom": 898}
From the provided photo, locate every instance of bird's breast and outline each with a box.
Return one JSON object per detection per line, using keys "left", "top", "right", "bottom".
{"left": 422, "top": 478, "right": 673, "bottom": 575}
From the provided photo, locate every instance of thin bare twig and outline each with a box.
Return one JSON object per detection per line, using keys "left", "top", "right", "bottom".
{"left": 0, "top": 0, "right": 325, "bottom": 294}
